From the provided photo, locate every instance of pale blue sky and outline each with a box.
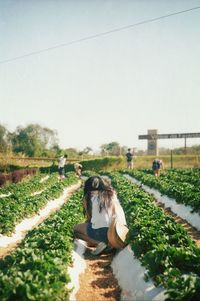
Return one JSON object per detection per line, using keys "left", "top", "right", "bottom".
{"left": 0, "top": 0, "right": 200, "bottom": 151}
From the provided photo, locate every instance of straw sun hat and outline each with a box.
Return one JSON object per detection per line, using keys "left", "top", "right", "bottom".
{"left": 107, "top": 218, "right": 129, "bottom": 249}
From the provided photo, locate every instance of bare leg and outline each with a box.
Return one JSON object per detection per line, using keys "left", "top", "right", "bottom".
{"left": 74, "top": 223, "right": 99, "bottom": 247}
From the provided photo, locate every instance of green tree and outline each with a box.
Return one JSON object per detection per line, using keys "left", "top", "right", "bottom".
{"left": 83, "top": 146, "right": 93, "bottom": 155}
{"left": 64, "top": 148, "right": 79, "bottom": 158}
{"left": 100, "top": 142, "right": 121, "bottom": 156}
{"left": 11, "top": 124, "right": 59, "bottom": 157}
{"left": 0, "top": 124, "right": 10, "bottom": 153}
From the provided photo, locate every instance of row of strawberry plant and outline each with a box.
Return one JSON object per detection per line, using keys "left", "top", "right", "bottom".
{"left": 0, "top": 188, "right": 84, "bottom": 301}
{"left": 138, "top": 168, "right": 200, "bottom": 187}
{"left": 0, "top": 172, "right": 78, "bottom": 235}
{"left": 171, "top": 168, "right": 200, "bottom": 179}
{"left": 159, "top": 169, "right": 200, "bottom": 188}
{"left": 109, "top": 172, "right": 200, "bottom": 301}
{"left": 82, "top": 170, "right": 98, "bottom": 177}
{"left": 141, "top": 168, "right": 200, "bottom": 187}
{"left": 0, "top": 173, "right": 58, "bottom": 198}
{"left": 124, "top": 170, "right": 200, "bottom": 215}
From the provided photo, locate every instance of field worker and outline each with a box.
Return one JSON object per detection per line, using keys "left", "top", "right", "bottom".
{"left": 74, "top": 162, "right": 82, "bottom": 177}
{"left": 152, "top": 158, "right": 163, "bottom": 177}
{"left": 126, "top": 148, "right": 134, "bottom": 169}
{"left": 58, "top": 154, "right": 68, "bottom": 180}
{"left": 74, "top": 176, "right": 127, "bottom": 255}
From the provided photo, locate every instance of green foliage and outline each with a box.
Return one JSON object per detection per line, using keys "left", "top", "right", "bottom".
{"left": 100, "top": 141, "right": 121, "bottom": 156}
{"left": 0, "top": 124, "right": 9, "bottom": 152}
{"left": 40, "top": 157, "right": 125, "bottom": 174}
{"left": 125, "top": 169, "right": 200, "bottom": 214}
{"left": 80, "top": 157, "right": 124, "bottom": 171}
{"left": 108, "top": 172, "right": 200, "bottom": 300}
{"left": 0, "top": 190, "right": 85, "bottom": 301}
{"left": 10, "top": 124, "right": 59, "bottom": 157}
{"left": 0, "top": 172, "right": 78, "bottom": 235}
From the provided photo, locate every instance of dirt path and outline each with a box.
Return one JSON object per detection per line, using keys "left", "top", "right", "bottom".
{"left": 76, "top": 248, "right": 121, "bottom": 301}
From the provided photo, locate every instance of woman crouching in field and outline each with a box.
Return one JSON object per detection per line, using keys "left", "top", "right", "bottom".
{"left": 74, "top": 176, "right": 127, "bottom": 255}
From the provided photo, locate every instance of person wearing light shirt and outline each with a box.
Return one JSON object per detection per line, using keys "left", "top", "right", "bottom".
{"left": 74, "top": 176, "right": 127, "bottom": 255}
{"left": 58, "top": 154, "right": 68, "bottom": 179}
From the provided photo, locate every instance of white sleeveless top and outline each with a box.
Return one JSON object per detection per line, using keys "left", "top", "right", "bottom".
{"left": 90, "top": 191, "right": 127, "bottom": 229}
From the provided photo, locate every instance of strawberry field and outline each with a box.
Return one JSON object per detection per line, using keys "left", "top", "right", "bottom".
{"left": 0, "top": 167, "right": 200, "bottom": 300}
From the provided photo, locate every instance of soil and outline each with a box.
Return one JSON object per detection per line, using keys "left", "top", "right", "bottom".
{"left": 76, "top": 248, "right": 121, "bottom": 301}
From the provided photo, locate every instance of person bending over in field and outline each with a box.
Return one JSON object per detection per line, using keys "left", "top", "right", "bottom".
{"left": 74, "top": 162, "right": 82, "bottom": 177}
{"left": 152, "top": 158, "right": 163, "bottom": 177}
{"left": 74, "top": 176, "right": 127, "bottom": 255}
{"left": 58, "top": 154, "right": 68, "bottom": 180}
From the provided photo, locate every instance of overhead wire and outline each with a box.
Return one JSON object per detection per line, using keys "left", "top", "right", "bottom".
{"left": 0, "top": 5, "right": 200, "bottom": 64}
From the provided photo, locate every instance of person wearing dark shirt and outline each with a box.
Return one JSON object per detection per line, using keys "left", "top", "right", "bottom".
{"left": 126, "top": 148, "right": 134, "bottom": 169}
{"left": 152, "top": 158, "right": 163, "bottom": 176}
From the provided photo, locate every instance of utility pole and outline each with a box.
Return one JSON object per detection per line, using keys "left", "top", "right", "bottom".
{"left": 170, "top": 150, "right": 173, "bottom": 169}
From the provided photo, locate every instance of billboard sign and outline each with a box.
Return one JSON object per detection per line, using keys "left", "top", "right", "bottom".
{"left": 139, "top": 133, "right": 200, "bottom": 140}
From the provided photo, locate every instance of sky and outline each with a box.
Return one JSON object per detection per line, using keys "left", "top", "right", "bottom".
{"left": 0, "top": 0, "right": 200, "bottom": 152}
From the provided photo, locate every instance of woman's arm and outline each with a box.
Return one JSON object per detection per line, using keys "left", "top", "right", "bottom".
{"left": 112, "top": 194, "right": 127, "bottom": 225}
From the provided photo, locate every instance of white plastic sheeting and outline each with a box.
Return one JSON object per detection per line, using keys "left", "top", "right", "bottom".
{"left": 70, "top": 241, "right": 167, "bottom": 301}
{"left": 124, "top": 174, "right": 200, "bottom": 231}
{"left": 68, "top": 239, "right": 87, "bottom": 301}
{"left": 0, "top": 175, "right": 49, "bottom": 198}
{"left": 111, "top": 245, "right": 167, "bottom": 301}
{"left": 0, "top": 192, "right": 12, "bottom": 198}
{"left": 40, "top": 175, "right": 49, "bottom": 182}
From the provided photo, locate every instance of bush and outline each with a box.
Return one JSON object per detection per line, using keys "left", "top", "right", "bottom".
{"left": 0, "top": 168, "right": 38, "bottom": 187}
{"left": 39, "top": 157, "right": 125, "bottom": 174}
{"left": 0, "top": 174, "right": 8, "bottom": 186}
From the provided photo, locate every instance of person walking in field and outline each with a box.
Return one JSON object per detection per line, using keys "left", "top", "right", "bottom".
{"left": 74, "top": 162, "right": 82, "bottom": 177}
{"left": 152, "top": 158, "right": 163, "bottom": 177}
{"left": 126, "top": 148, "right": 134, "bottom": 169}
{"left": 58, "top": 154, "right": 68, "bottom": 180}
{"left": 74, "top": 176, "right": 127, "bottom": 255}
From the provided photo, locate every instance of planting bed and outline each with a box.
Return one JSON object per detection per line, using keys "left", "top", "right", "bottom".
{"left": 0, "top": 188, "right": 85, "bottom": 300}
{"left": 0, "top": 172, "right": 78, "bottom": 235}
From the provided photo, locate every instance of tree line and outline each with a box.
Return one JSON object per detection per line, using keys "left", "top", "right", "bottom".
{"left": 1, "top": 123, "right": 199, "bottom": 158}
{"left": 0, "top": 123, "right": 129, "bottom": 158}
{"left": 0, "top": 123, "right": 60, "bottom": 157}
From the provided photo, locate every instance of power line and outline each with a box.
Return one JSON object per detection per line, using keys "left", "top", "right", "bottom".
{"left": 1, "top": 5, "right": 200, "bottom": 64}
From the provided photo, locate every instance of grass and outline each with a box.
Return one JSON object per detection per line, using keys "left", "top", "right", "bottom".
{"left": 0, "top": 154, "right": 200, "bottom": 172}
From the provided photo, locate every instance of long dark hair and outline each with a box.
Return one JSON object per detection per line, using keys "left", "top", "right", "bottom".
{"left": 83, "top": 176, "right": 114, "bottom": 215}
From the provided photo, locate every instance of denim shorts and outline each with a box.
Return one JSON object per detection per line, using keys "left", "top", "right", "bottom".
{"left": 87, "top": 223, "right": 108, "bottom": 244}
{"left": 58, "top": 167, "right": 65, "bottom": 175}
